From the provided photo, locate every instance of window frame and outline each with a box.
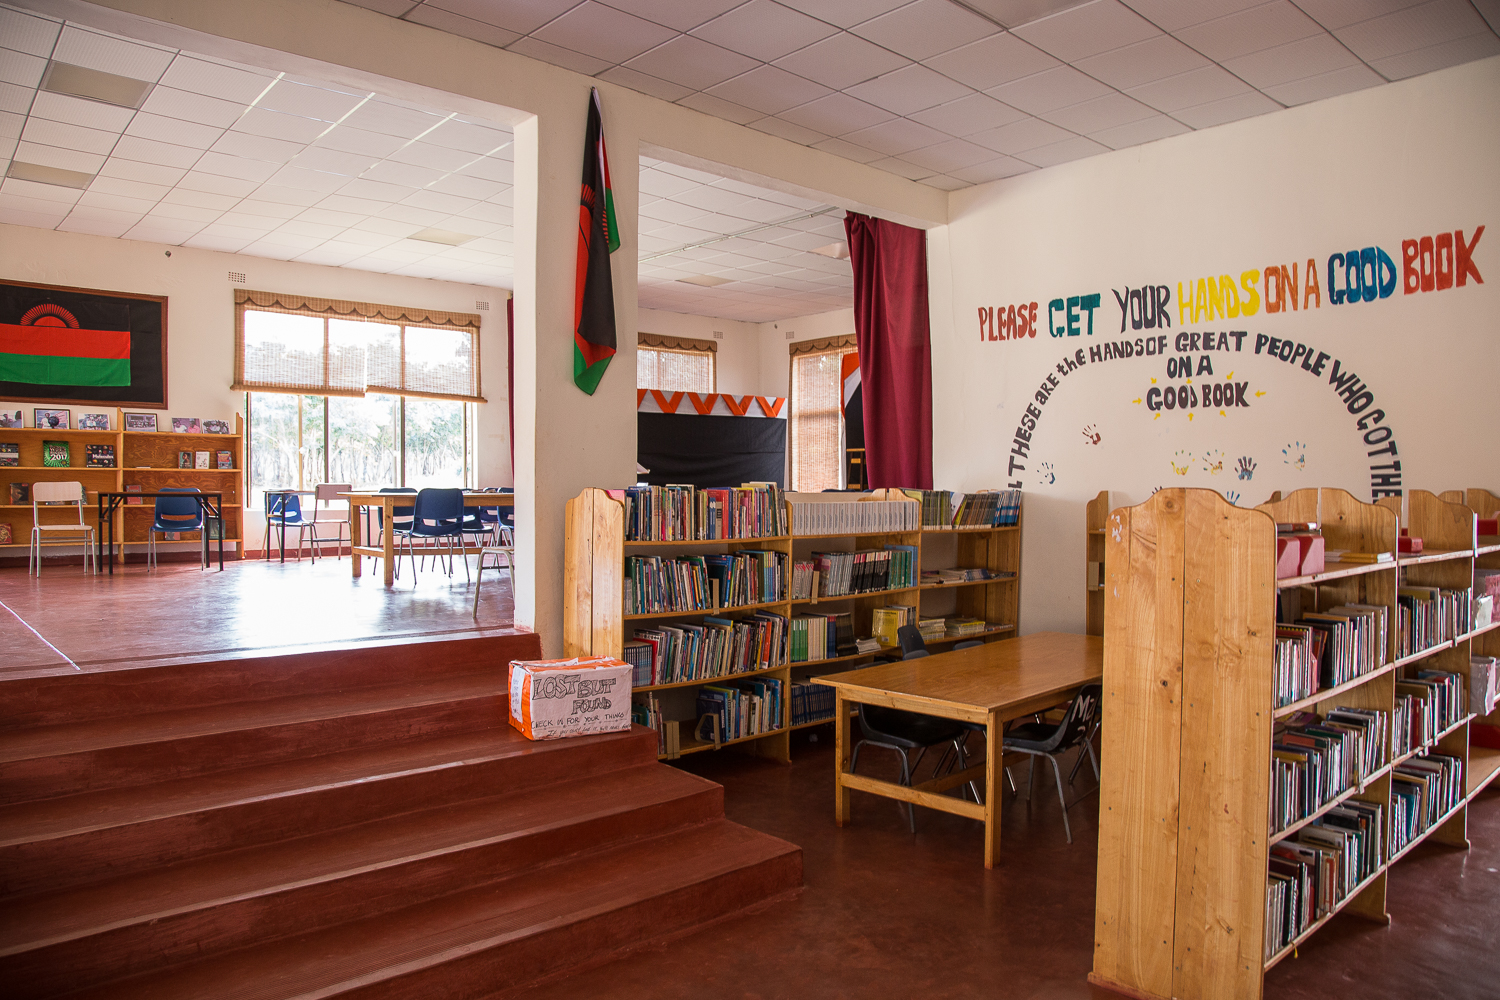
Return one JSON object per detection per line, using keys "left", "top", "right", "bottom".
{"left": 788, "top": 336, "right": 857, "bottom": 493}
{"left": 636, "top": 333, "right": 717, "bottom": 393}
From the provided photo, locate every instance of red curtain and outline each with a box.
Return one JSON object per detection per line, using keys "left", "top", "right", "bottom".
{"left": 844, "top": 212, "right": 932, "bottom": 490}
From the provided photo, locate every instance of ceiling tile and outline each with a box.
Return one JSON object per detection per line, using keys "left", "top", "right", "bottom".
{"left": 340, "top": 177, "right": 418, "bottom": 203}
{"left": 846, "top": 64, "right": 972, "bottom": 115}
{"left": 0, "top": 7, "right": 62, "bottom": 58}
{"left": 1012, "top": 0, "right": 1161, "bottom": 61}
{"left": 125, "top": 112, "right": 224, "bottom": 149}
{"left": 748, "top": 115, "right": 828, "bottom": 145}
{"left": 1174, "top": 1, "right": 1324, "bottom": 61}
{"left": 909, "top": 92, "right": 1028, "bottom": 135}
{"left": 233, "top": 108, "right": 329, "bottom": 144}
{"left": 58, "top": 209, "right": 141, "bottom": 238}
{"left": 402, "top": 188, "right": 481, "bottom": 214}
{"left": 639, "top": 167, "right": 700, "bottom": 197}
{"left": 771, "top": 32, "right": 910, "bottom": 90}
{"left": 0, "top": 111, "right": 19, "bottom": 141}
{"left": 1222, "top": 32, "right": 1360, "bottom": 88}
{"left": 363, "top": 158, "right": 446, "bottom": 187}
{"left": 1118, "top": 0, "right": 1268, "bottom": 31}
{"left": 1018, "top": 134, "right": 1109, "bottom": 166}
{"left": 1368, "top": 30, "right": 1500, "bottom": 79}
{"left": 388, "top": 141, "right": 474, "bottom": 171}
{"left": 901, "top": 137, "right": 997, "bottom": 171}
{"left": 456, "top": 156, "right": 514, "bottom": 183}
{"left": 156, "top": 55, "right": 275, "bottom": 104}
{"left": 1171, "top": 89, "right": 1281, "bottom": 128}
{"left": 600, "top": 0, "right": 746, "bottom": 32}
{"left": 676, "top": 91, "right": 763, "bottom": 125}
{"left": 161, "top": 186, "right": 239, "bottom": 210}
{"left": 705, "top": 65, "right": 833, "bottom": 116}
{"left": 1293, "top": 0, "right": 1426, "bottom": 31}
{"left": 1260, "top": 62, "right": 1384, "bottom": 104}
{"left": 21, "top": 116, "right": 117, "bottom": 157}
{"left": 319, "top": 194, "right": 399, "bottom": 219}
{"left": 52, "top": 25, "right": 174, "bottom": 82}
{"left": 0, "top": 81, "right": 31, "bottom": 116}
{"left": 921, "top": 174, "right": 968, "bottom": 190}
{"left": 190, "top": 152, "right": 277, "bottom": 183}
{"left": 1073, "top": 34, "right": 1211, "bottom": 89}
{"left": 1041, "top": 92, "right": 1156, "bottom": 131}
{"left": 296, "top": 206, "right": 366, "bottom": 227}
{"left": 778, "top": 92, "right": 895, "bottom": 135}
{"left": 1336, "top": 0, "right": 1490, "bottom": 62}
{"left": 112, "top": 135, "right": 203, "bottom": 169}
{"left": 867, "top": 154, "right": 939, "bottom": 180}
{"left": 424, "top": 0, "right": 582, "bottom": 34}
{"left": 986, "top": 65, "right": 1112, "bottom": 114}
{"left": 258, "top": 81, "right": 368, "bottom": 122}
{"left": 98, "top": 158, "right": 186, "bottom": 186}
{"left": 0, "top": 48, "right": 49, "bottom": 89}
{"left": 250, "top": 184, "right": 326, "bottom": 207}
{"left": 505, "top": 36, "right": 615, "bottom": 76}
{"left": 2, "top": 176, "right": 83, "bottom": 204}
{"left": 811, "top": 136, "right": 885, "bottom": 162}
{"left": 341, "top": 100, "right": 449, "bottom": 138}
{"left": 214, "top": 210, "right": 281, "bottom": 231}
{"left": 623, "top": 35, "right": 761, "bottom": 90}
{"left": 594, "top": 65, "right": 694, "bottom": 101}
{"left": 968, "top": 115, "right": 1073, "bottom": 152}
{"left": 314, "top": 125, "right": 407, "bottom": 158}
{"left": 850, "top": 0, "right": 1001, "bottom": 62}
{"left": 401, "top": 5, "right": 525, "bottom": 48}
{"left": 140, "top": 86, "right": 247, "bottom": 129}
{"left": 123, "top": 221, "right": 202, "bottom": 242}
{"left": 840, "top": 116, "right": 951, "bottom": 155}
{"left": 76, "top": 189, "right": 158, "bottom": 214}
{"left": 949, "top": 155, "right": 1035, "bottom": 183}
{"left": 14, "top": 140, "right": 105, "bottom": 174}
{"left": 532, "top": 1, "right": 677, "bottom": 63}
{"left": 288, "top": 146, "right": 379, "bottom": 177}
{"left": 1125, "top": 64, "right": 1252, "bottom": 112}
{"left": 690, "top": 0, "right": 838, "bottom": 61}
{"left": 210, "top": 130, "right": 303, "bottom": 163}
{"left": 183, "top": 232, "right": 254, "bottom": 252}
{"left": 1087, "top": 112, "right": 1191, "bottom": 147}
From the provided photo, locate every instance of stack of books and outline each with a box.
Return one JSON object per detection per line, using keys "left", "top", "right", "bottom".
{"left": 809, "top": 548, "right": 917, "bottom": 597}
{"left": 945, "top": 617, "right": 989, "bottom": 637}
{"left": 790, "top": 614, "right": 832, "bottom": 663}
{"left": 630, "top": 612, "right": 787, "bottom": 686}
{"left": 788, "top": 496, "right": 919, "bottom": 535}
{"left": 918, "top": 617, "right": 947, "bottom": 643}
{"left": 1274, "top": 603, "right": 1388, "bottom": 705}
{"left": 790, "top": 681, "right": 836, "bottom": 726}
{"left": 921, "top": 566, "right": 994, "bottom": 585}
{"left": 870, "top": 605, "right": 916, "bottom": 646}
{"left": 1390, "top": 754, "right": 1465, "bottom": 855}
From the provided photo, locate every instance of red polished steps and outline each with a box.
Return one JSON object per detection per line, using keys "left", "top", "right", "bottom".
{"left": 0, "top": 631, "right": 802, "bottom": 998}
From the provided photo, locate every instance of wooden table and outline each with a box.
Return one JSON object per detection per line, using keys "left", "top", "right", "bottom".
{"left": 340, "top": 491, "right": 513, "bottom": 587}
{"left": 814, "top": 632, "right": 1103, "bottom": 868}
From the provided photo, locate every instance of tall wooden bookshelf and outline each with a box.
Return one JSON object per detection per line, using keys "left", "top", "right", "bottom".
{"left": 1091, "top": 487, "right": 1500, "bottom": 1000}
{"left": 562, "top": 487, "right": 1023, "bottom": 763}
{"left": 1085, "top": 489, "right": 1108, "bottom": 636}
{"left": 0, "top": 409, "right": 244, "bottom": 564}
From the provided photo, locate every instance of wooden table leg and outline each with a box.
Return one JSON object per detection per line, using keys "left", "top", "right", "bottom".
{"left": 349, "top": 502, "right": 362, "bottom": 578}
{"left": 835, "top": 692, "right": 852, "bottom": 827}
{"left": 382, "top": 500, "right": 396, "bottom": 587}
{"left": 984, "top": 708, "right": 1001, "bottom": 869}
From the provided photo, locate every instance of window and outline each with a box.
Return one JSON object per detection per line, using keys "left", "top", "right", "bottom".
{"left": 789, "top": 338, "right": 856, "bottom": 492}
{"left": 636, "top": 334, "right": 716, "bottom": 392}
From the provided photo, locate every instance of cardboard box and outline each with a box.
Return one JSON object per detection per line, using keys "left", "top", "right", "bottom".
{"left": 508, "top": 656, "right": 632, "bottom": 741}
{"left": 1275, "top": 537, "right": 1302, "bottom": 579}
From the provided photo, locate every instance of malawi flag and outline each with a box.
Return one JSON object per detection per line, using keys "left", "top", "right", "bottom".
{"left": 0, "top": 302, "right": 131, "bottom": 386}
{"left": 574, "top": 87, "right": 619, "bottom": 395}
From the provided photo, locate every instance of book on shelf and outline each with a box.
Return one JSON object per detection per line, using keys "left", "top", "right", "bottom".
{"left": 216, "top": 450, "right": 233, "bottom": 469}
{"left": 790, "top": 680, "right": 836, "bottom": 726}
{"left": 1265, "top": 798, "right": 1385, "bottom": 961}
{"left": 85, "top": 444, "right": 116, "bottom": 468}
{"left": 918, "top": 617, "right": 946, "bottom": 642}
{"left": 631, "top": 694, "right": 678, "bottom": 756}
{"left": 853, "top": 636, "right": 881, "bottom": 654}
{"left": 623, "top": 549, "right": 786, "bottom": 615}
{"left": 1326, "top": 549, "right": 1394, "bottom": 564}
{"left": 0, "top": 522, "right": 10, "bottom": 543}
{"left": 0, "top": 443, "right": 17, "bottom": 466}
{"left": 621, "top": 483, "right": 785, "bottom": 541}
{"left": 870, "top": 605, "right": 916, "bottom": 646}
{"left": 1270, "top": 707, "right": 1389, "bottom": 833}
{"left": 631, "top": 611, "right": 786, "bottom": 687}
{"left": 125, "top": 483, "right": 142, "bottom": 505}
{"left": 791, "top": 613, "right": 836, "bottom": 663}
{"left": 194, "top": 450, "right": 210, "bottom": 470}
{"left": 1395, "top": 670, "right": 1466, "bottom": 747}
{"left": 808, "top": 548, "right": 917, "bottom": 597}
{"left": 9, "top": 482, "right": 29, "bottom": 505}
{"left": 1397, "top": 585, "right": 1472, "bottom": 656}
{"left": 41, "top": 441, "right": 69, "bottom": 467}
{"left": 788, "top": 495, "right": 919, "bottom": 535}
{"left": 1472, "top": 656, "right": 1499, "bottom": 719}
{"left": 695, "top": 677, "right": 783, "bottom": 743}
{"left": 1390, "top": 754, "right": 1464, "bottom": 856}
{"left": 945, "top": 617, "right": 989, "bottom": 637}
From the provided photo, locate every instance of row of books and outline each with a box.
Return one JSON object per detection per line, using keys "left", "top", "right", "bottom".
{"left": 795, "top": 547, "right": 919, "bottom": 598}
{"left": 1272, "top": 603, "right": 1388, "bottom": 708}
{"left": 1396, "top": 670, "right": 1467, "bottom": 748}
{"left": 1396, "top": 585, "right": 1473, "bottom": 656}
{"left": 623, "top": 550, "right": 785, "bottom": 615}
{"left": 620, "top": 483, "right": 786, "bottom": 541}
{"left": 1266, "top": 800, "right": 1385, "bottom": 961}
{"left": 1270, "top": 707, "right": 1389, "bottom": 833}
{"left": 1, "top": 442, "right": 119, "bottom": 467}
{"left": 789, "top": 497, "right": 920, "bottom": 535}
{"left": 788, "top": 612, "right": 855, "bottom": 663}
{"left": 1390, "top": 754, "right": 1465, "bottom": 856}
{"left": 790, "top": 680, "right": 837, "bottom": 726}
{"left": 696, "top": 678, "right": 783, "bottom": 743}
{"left": 626, "top": 612, "right": 786, "bottom": 686}
{"left": 898, "top": 489, "right": 1023, "bottom": 528}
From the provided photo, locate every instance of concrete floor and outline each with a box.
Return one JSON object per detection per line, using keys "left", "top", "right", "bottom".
{"left": 517, "top": 728, "right": 1500, "bottom": 1000}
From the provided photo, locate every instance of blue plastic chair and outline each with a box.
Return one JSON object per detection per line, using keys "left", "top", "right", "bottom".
{"left": 394, "top": 488, "right": 468, "bottom": 583}
{"left": 148, "top": 487, "right": 207, "bottom": 571}
{"left": 265, "top": 493, "right": 305, "bottom": 561}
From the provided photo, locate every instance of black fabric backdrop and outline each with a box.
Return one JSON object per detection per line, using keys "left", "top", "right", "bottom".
{"left": 637, "top": 413, "right": 785, "bottom": 488}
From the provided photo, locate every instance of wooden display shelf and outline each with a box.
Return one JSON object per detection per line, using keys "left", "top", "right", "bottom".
{"left": 633, "top": 662, "right": 786, "bottom": 693}
{"left": 789, "top": 715, "right": 839, "bottom": 731}
{"left": 669, "top": 727, "right": 786, "bottom": 758}
{"left": 1387, "top": 798, "right": 1467, "bottom": 867}
{"left": 792, "top": 530, "right": 920, "bottom": 540}
{"left": 1468, "top": 746, "right": 1500, "bottom": 799}
{"left": 124, "top": 431, "right": 242, "bottom": 439}
{"left": 1263, "top": 870, "right": 1384, "bottom": 972}
{"left": 1273, "top": 662, "right": 1398, "bottom": 719}
{"left": 0, "top": 466, "right": 121, "bottom": 472}
{"left": 790, "top": 584, "right": 917, "bottom": 605}
{"left": 918, "top": 576, "right": 1015, "bottom": 591}
{"left": 1459, "top": 620, "right": 1500, "bottom": 642}
{"left": 927, "top": 625, "right": 1014, "bottom": 644}
{"left": 1272, "top": 761, "right": 1394, "bottom": 841}
{"left": 624, "top": 598, "right": 787, "bottom": 621}
{"left": 790, "top": 649, "right": 883, "bottom": 669}
{"left": 1085, "top": 490, "right": 1108, "bottom": 636}
{"left": 1277, "top": 558, "right": 1396, "bottom": 589}
{"left": 1398, "top": 548, "right": 1473, "bottom": 566}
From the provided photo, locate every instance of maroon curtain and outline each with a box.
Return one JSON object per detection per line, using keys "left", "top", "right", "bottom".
{"left": 507, "top": 296, "right": 515, "bottom": 477}
{"left": 844, "top": 212, "right": 933, "bottom": 490}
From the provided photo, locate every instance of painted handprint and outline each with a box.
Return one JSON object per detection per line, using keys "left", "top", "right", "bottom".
{"left": 1039, "top": 462, "right": 1056, "bottom": 485}
{"left": 1282, "top": 441, "right": 1307, "bottom": 471}
{"left": 1236, "top": 456, "right": 1256, "bottom": 480}
{"left": 1201, "top": 449, "right": 1225, "bottom": 475}
{"left": 1170, "top": 451, "right": 1191, "bottom": 476}
{"left": 1225, "top": 490, "right": 1241, "bottom": 506}
{"left": 1081, "top": 423, "right": 1101, "bottom": 446}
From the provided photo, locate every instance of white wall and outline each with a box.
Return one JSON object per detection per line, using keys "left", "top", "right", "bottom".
{"left": 756, "top": 307, "right": 857, "bottom": 398}
{"left": 930, "top": 55, "right": 1500, "bottom": 636}
{"left": 0, "top": 224, "right": 509, "bottom": 548}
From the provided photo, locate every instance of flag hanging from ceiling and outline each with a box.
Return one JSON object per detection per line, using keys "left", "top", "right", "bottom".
{"left": 0, "top": 302, "right": 131, "bottom": 386}
{"left": 573, "top": 87, "right": 620, "bottom": 395}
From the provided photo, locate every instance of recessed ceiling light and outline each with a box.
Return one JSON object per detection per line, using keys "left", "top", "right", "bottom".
{"left": 407, "top": 227, "right": 479, "bottom": 246}
{"left": 677, "top": 275, "right": 733, "bottom": 287}
{"left": 40, "top": 61, "right": 152, "bottom": 109}
{"left": 6, "top": 161, "right": 95, "bottom": 189}
{"left": 809, "top": 242, "right": 849, "bottom": 260}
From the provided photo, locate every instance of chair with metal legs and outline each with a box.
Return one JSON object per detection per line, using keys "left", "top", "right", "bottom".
{"left": 1001, "top": 683, "right": 1102, "bottom": 844}
{"left": 849, "top": 702, "right": 969, "bottom": 833}
{"left": 28, "top": 481, "right": 95, "bottom": 575}
{"left": 300, "top": 483, "right": 351, "bottom": 559}
{"left": 393, "top": 488, "right": 468, "bottom": 584}
{"left": 472, "top": 524, "right": 516, "bottom": 619}
{"left": 147, "top": 487, "right": 208, "bottom": 571}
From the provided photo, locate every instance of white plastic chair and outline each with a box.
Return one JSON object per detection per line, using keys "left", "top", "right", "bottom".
{"left": 29, "top": 481, "right": 95, "bottom": 576}
{"left": 301, "top": 483, "right": 352, "bottom": 560}
{"left": 472, "top": 525, "right": 515, "bottom": 619}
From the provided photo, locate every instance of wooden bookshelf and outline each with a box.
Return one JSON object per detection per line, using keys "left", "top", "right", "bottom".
{"left": 563, "top": 487, "right": 1024, "bottom": 762}
{"left": 1085, "top": 489, "right": 1107, "bottom": 636}
{"left": 0, "top": 408, "right": 244, "bottom": 561}
{"left": 1091, "top": 487, "right": 1497, "bottom": 1000}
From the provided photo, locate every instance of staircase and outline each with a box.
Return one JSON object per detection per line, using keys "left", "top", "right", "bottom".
{"left": 0, "top": 633, "right": 803, "bottom": 999}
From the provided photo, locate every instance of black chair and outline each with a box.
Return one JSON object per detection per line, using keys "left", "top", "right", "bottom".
{"left": 850, "top": 703, "right": 967, "bottom": 833}
{"left": 896, "top": 623, "right": 926, "bottom": 657}
{"left": 1001, "top": 683, "right": 1102, "bottom": 844}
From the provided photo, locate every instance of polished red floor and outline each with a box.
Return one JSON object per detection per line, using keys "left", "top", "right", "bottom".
{"left": 0, "top": 552, "right": 517, "bottom": 676}
{"left": 516, "top": 730, "right": 1500, "bottom": 1000}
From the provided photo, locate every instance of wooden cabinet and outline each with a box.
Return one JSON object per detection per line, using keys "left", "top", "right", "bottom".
{"left": 1091, "top": 487, "right": 1500, "bottom": 1000}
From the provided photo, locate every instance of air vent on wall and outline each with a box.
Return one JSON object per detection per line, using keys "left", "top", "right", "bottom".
{"left": 228, "top": 272, "right": 246, "bottom": 283}
{"left": 786, "top": 330, "right": 796, "bottom": 339}
{"left": 713, "top": 331, "right": 723, "bottom": 339}
{"left": 476, "top": 301, "right": 490, "bottom": 311}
